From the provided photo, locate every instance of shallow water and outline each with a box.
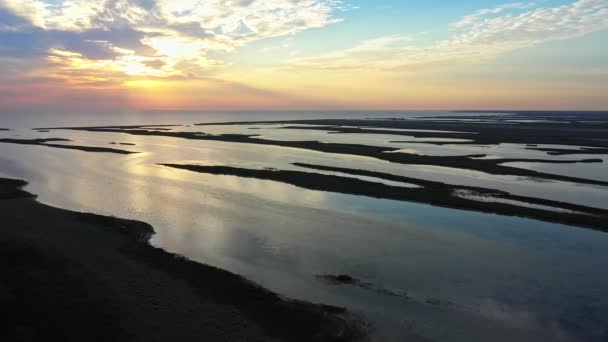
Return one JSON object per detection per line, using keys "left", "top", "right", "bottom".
{"left": 1, "top": 110, "right": 608, "bottom": 342}
{"left": 6, "top": 127, "right": 608, "bottom": 209}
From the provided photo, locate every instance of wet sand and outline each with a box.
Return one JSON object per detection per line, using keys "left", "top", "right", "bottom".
{"left": 0, "top": 178, "right": 366, "bottom": 342}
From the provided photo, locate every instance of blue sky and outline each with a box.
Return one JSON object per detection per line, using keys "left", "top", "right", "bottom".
{"left": 235, "top": 0, "right": 607, "bottom": 63}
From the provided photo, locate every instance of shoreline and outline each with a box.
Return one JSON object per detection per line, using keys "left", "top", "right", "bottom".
{"left": 0, "top": 177, "right": 367, "bottom": 342}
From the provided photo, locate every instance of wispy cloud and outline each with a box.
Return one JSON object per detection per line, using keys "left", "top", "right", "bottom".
{"left": 451, "top": 2, "right": 537, "bottom": 28}
{"left": 289, "top": 0, "right": 608, "bottom": 70}
{"left": 449, "top": 0, "right": 608, "bottom": 49}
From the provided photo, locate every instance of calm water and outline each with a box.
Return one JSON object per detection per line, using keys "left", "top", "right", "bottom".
{"left": 1, "top": 110, "right": 608, "bottom": 341}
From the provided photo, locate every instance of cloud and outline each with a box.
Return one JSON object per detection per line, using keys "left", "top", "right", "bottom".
{"left": 449, "top": 0, "right": 608, "bottom": 49}
{"left": 452, "top": 2, "right": 537, "bottom": 29}
{"left": 289, "top": 0, "right": 608, "bottom": 70}
{"left": 0, "top": 0, "right": 346, "bottom": 79}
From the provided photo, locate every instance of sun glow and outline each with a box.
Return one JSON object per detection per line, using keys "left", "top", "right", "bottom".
{"left": 143, "top": 37, "right": 206, "bottom": 58}
{"left": 46, "top": 48, "right": 178, "bottom": 78}
{"left": 123, "top": 79, "right": 169, "bottom": 88}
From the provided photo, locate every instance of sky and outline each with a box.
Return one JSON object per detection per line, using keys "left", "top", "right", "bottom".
{"left": 0, "top": 0, "right": 607, "bottom": 111}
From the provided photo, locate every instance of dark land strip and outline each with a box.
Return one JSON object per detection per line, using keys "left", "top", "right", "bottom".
{"left": 193, "top": 113, "right": 608, "bottom": 148}
{"left": 0, "top": 177, "right": 367, "bottom": 342}
{"left": 0, "top": 138, "right": 138, "bottom": 154}
{"left": 291, "top": 162, "right": 605, "bottom": 212}
{"left": 160, "top": 163, "right": 608, "bottom": 232}
{"left": 110, "top": 142, "right": 137, "bottom": 146}
{"left": 450, "top": 110, "right": 608, "bottom": 119}
{"left": 278, "top": 125, "right": 478, "bottom": 141}
{"left": 524, "top": 147, "right": 608, "bottom": 156}
{"left": 36, "top": 124, "right": 181, "bottom": 130}
{"left": 411, "top": 111, "right": 608, "bottom": 125}
{"left": 37, "top": 126, "right": 608, "bottom": 187}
